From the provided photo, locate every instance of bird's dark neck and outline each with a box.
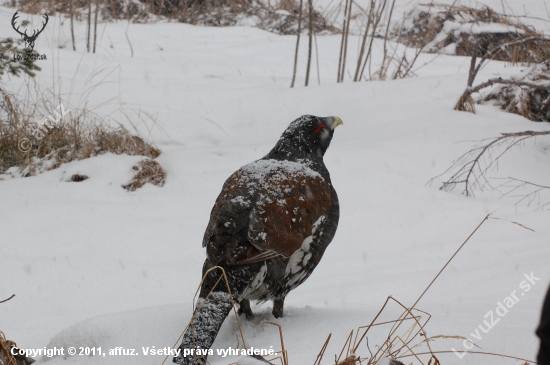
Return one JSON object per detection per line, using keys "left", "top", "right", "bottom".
{"left": 263, "top": 141, "right": 331, "bottom": 181}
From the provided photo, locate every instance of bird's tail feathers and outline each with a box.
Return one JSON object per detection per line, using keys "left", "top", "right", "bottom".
{"left": 174, "top": 291, "right": 232, "bottom": 365}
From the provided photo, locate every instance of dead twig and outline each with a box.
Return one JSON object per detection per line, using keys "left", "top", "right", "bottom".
{"left": 290, "top": 0, "right": 303, "bottom": 88}
{"left": 434, "top": 130, "right": 550, "bottom": 196}
{"left": 70, "top": 0, "right": 76, "bottom": 51}
{"left": 305, "top": 0, "right": 314, "bottom": 86}
{"left": 313, "top": 334, "right": 331, "bottom": 365}
{"left": 496, "top": 177, "right": 550, "bottom": 211}
{"left": 0, "top": 295, "right": 15, "bottom": 304}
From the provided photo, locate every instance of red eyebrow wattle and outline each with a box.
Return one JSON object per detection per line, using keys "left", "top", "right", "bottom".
{"left": 314, "top": 123, "right": 327, "bottom": 133}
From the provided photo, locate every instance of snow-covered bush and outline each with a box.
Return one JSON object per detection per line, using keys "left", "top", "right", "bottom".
{"left": 480, "top": 62, "right": 550, "bottom": 122}
{"left": 395, "top": 4, "right": 549, "bottom": 63}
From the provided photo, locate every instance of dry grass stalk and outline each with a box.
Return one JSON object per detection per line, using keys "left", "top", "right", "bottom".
{"left": 454, "top": 92, "right": 475, "bottom": 113}
{"left": 0, "top": 331, "right": 17, "bottom": 365}
{"left": 322, "top": 296, "right": 432, "bottom": 365}
{"left": 336, "top": 355, "right": 360, "bottom": 364}
{"left": 344, "top": 0, "right": 418, "bottom": 82}
{"left": 353, "top": 0, "right": 381, "bottom": 81}
{"left": 313, "top": 333, "right": 331, "bottom": 365}
{"left": 0, "top": 331, "right": 35, "bottom": 365}
{"left": 314, "top": 215, "right": 538, "bottom": 365}
{"left": 122, "top": 159, "right": 165, "bottom": 191}
{"left": 289, "top": 0, "right": 303, "bottom": 88}
{"left": 70, "top": 0, "right": 76, "bottom": 51}
{"left": 0, "top": 87, "right": 161, "bottom": 177}
{"left": 304, "top": 0, "right": 313, "bottom": 86}
{"left": 93, "top": 0, "right": 99, "bottom": 53}
{"left": 336, "top": 0, "right": 348, "bottom": 83}
{"left": 377, "top": 0, "right": 395, "bottom": 80}
{"left": 87, "top": 0, "right": 92, "bottom": 52}
{"left": 336, "top": 0, "right": 352, "bottom": 83}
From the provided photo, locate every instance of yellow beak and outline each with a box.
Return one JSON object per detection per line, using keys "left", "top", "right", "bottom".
{"left": 331, "top": 116, "right": 344, "bottom": 130}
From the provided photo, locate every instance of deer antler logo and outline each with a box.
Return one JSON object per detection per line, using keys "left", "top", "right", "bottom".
{"left": 11, "top": 11, "right": 49, "bottom": 52}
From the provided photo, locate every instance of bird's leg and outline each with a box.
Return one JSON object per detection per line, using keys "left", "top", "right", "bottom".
{"left": 272, "top": 296, "right": 285, "bottom": 318}
{"left": 238, "top": 298, "right": 255, "bottom": 319}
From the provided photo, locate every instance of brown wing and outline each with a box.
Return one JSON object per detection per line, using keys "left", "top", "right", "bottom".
{"left": 202, "top": 160, "right": 333, "bottom": 265}
{"left": 244, "top": 168, "right": 333, "bottom": 263}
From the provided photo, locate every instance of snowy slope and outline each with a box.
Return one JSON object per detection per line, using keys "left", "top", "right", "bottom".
{"left": 0, "top": 2, "right": 549, "bottom": 365}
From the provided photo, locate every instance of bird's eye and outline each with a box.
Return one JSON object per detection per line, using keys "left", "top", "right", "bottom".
{"left": 313, "top": 124, "right": 327, "bottom": 133}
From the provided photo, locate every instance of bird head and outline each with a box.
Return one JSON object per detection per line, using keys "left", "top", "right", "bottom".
{"left": 269, "top": 115, "right": 343, "bottom": 159}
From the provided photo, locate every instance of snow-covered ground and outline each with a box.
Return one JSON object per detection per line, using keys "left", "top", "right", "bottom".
{"left": 1, "top": 1, "right": 549, "bottom": 364}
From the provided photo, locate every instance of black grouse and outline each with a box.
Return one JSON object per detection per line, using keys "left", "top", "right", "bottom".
{"left": 174, "top": 115, "right": 343, "bottom": 365}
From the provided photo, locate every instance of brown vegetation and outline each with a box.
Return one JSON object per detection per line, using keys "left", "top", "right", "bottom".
{"left": 454, "top": 38, "right": 550, "bottom": 122}
{"left": 396, "top": 3, "right": 549, "bottom": 63}
{"left": 480, "top": 62, "right": 550, "bottom": 122}
{"left": 70, "top": 173, "right": 89, "bottom": 181}
{"left": 122, "top": 158, "right": 165, "bottom": 191}
{"left": 0, "top": 87, "right": 161, "bottom": 178}
{"left": 313, "top": 215, "right": 537, "bottom": 365}
{"left": 11, "top": 0, "right": 335, "bottom": 35}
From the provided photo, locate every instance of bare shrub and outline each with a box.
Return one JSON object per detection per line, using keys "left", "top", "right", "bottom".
{"left": 122, "top": 158, "right": 165, "bottom": 191}
{"left": 433, "top": 130, "right": 550, "bottom": 209}
{"left": 332, "top": 0, "right": 421, "bottom": 83}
